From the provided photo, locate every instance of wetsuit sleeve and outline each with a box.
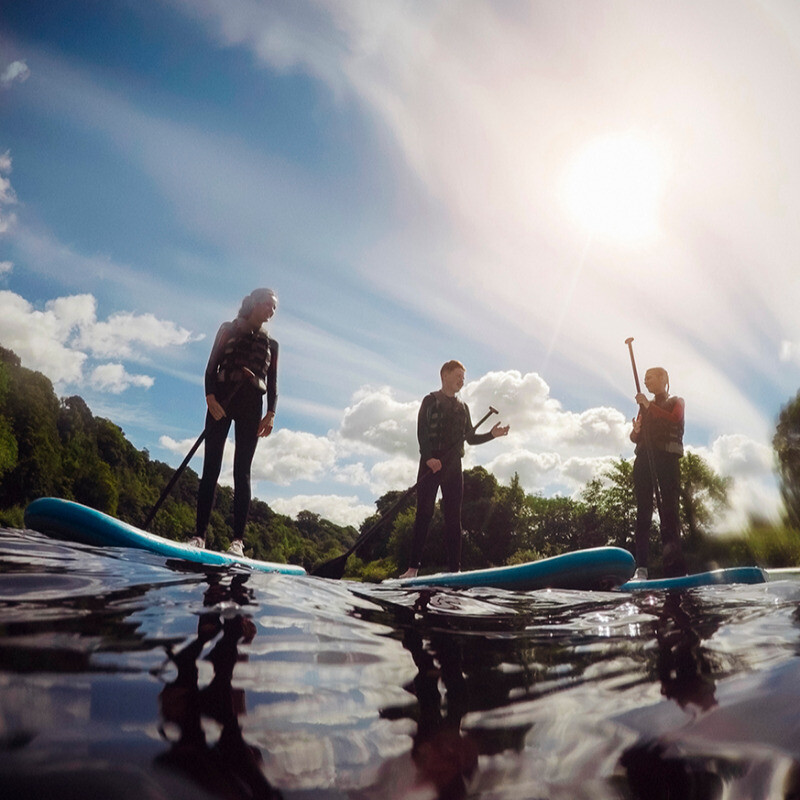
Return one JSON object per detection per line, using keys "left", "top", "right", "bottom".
{"left": 464, "top": 403, "right": 494, "bottom": 446}
{"left": 417, "top": 394, "right": 436, "bottom": 461}
{"left": 204, "top": 322, "right": 234, "bottom": 396}
{"left": 648, "top": 396, "right": 685, "bottom": 423}
{"left": 630, "top": 409, "right": 643, "bottom": 443}
{"left": 266, "top": 338, "right": 278, "bottom": 413}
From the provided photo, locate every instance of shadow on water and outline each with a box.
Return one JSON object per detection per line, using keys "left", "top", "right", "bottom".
{"left": 4, "top": 528, "right": 800, "bottom": 798}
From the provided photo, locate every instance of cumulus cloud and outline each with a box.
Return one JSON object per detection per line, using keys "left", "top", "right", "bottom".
{"left": 251, "top": 428, "right": 338, "bottom": 485}
{"left": 708, "top": 434, "right": 775, "bottom": 479}
{"left": 0, "top": 289, "right": 199, "bottom": 392}
{"left": 338, "top": 385, "right": 418, "bottom": 456}
{"left": 1, "top": 61, "right": 30, "bottom": 88}
{"left": 269, "top": 494, "right": 374, "bottom": 528}
{"left": 75, "top": 310, "right": 199, "bottom": 358}
{"left": 90, "top": 363, "right": 155, "bottom": 393}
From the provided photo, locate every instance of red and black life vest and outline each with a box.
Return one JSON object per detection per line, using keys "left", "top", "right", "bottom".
{"left": 640, "top": 394, "right": 684, "bottom": 456}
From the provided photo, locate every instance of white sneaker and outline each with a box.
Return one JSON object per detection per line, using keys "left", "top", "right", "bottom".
{"left": 634, "top": 567, "right": 648, "bottom": 581}
{"left": 186, "top": 536, "right": 205, "bottom": 549}
{"left": 227, "top": 540, "right": 245, "bottom": 558}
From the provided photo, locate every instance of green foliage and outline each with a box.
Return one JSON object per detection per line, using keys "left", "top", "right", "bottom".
{"left": 774, "top": 390, "right": 800, "bottom": 529}
{"left": 680, "top": 452, "right": 731, "bottom": 543}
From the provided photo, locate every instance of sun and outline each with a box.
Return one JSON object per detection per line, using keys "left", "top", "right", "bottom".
{"left": 561, "top": 134, "right": 667, "bottom": 244}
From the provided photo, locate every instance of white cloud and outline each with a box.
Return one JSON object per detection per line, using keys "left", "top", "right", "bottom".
{"left": 268, "top": 494, "right": 373, "bottom": 528}
{"left": 90, "top": 363, "right": 154, "bottom": 394}
{"left": 0, "top": 261, "right": 12, "bottom": 275}
{"left": 75, "top": 310, "right": 199, "bottom": 358}
{"left": 338, "top": 385, "right": 417, "bottom": 456}
{"left": 1, "top": 61, "right": 30, "bottom": 88}
{"left": 708, "top": 434, "right": 775, "bottom": 479}
{"left": 0, "top": 291, "right": 87, "bottom": 383}
{"left": 0, "top": 151, "right": 18, "bottom": 234}
{"left": 0, "top": 289, "right": 199, "bottom": 393}
{"left": 252, "top": 428, "right": 338, "bottom": 485}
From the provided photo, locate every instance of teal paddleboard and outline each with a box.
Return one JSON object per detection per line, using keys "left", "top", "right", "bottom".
{"left": 24, "top": 497, "right": 307, "bottom": 576}
{"left": 618, "top": 566, "right": 768, "bottom": 592}
{"left": 385, "top": 546, "right": 636, "bottom": 592}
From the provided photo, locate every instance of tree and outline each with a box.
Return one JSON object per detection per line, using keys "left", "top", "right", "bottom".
{"left": 581, "top": 458, "right": 637, "bottom": 550}
{"left": 679, "top": 452, "right": 730, "bottom": 543}
{"left": 774, "top": 390, "right": 800, "bottom": 529}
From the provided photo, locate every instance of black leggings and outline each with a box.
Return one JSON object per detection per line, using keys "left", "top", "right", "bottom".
{"left": 196, "top": 384, "right": 262, "bottom": 540}
{"left": 408, "top": 457, "right": 464, "bottom": 572}
{"left": 634, "top": 449, "right": 684, "bottom": 572}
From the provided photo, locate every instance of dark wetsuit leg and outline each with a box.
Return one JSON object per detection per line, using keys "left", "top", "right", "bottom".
{"left": 633, "top": 452, "right": 655, "bottom": 569}
{"left": 230, "top": 386, "right": 262, "bottom": 539}
{"left": 653, "top": 451, "right": 685, "bottom": 576}
{"left": 197, "top": 412, "right": 233, "bottom": 538}
{"left": 439, "top": 457, "right": 464, "bottom": 572}
{"left": 196, "top": 384, "right": 262, "bottom": 540}
{"left": 409, "top": 461, "right": 440, "bottom": 569}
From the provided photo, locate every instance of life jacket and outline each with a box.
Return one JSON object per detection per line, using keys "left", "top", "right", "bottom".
{"left": 216, "top": 325, "right": 272, "bottom": 393}
{"left": 640, "top": 394, "right": 684, "bottom": 456}
{"left": 424, "top": 392, "right": 468, "bottom": 457}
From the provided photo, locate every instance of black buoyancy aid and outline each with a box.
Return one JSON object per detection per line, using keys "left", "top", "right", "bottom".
{"left": 217, "top": 327, "right": 272, "bottom": 391}
{"left": 642, "top": 395, "right": 684, "bottom": 456}
{"left": 426, "top": 392, "right": 468, "bottom": 456}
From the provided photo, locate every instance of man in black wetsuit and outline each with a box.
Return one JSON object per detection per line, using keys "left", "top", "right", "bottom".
{"left": 399, "top": 361, "right": 509, "bottom": 579}
{"left": 187, "top": 288, "right": 279, "bottom": 558}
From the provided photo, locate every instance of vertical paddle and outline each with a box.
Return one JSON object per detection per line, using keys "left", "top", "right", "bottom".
{"left": 311, "top": 405, "right": 499, "bottom": 579}
{"left": 143, "top": 368, "right": 255, "bottom": 530}
{"left": 625, "top": 337, "right": 663, "bottom": 515}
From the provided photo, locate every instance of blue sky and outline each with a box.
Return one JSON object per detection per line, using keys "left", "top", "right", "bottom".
{"left": 1, "top": 0, "right": 799, "bottom": 531}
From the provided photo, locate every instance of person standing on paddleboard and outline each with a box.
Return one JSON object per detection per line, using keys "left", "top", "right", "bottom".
{"left": 187, "top": 288, "right": 279, "bottom": 557}
{"left": 630, "top": 366, "right": 687, "bottom": 579}
{"left": 398, "top": 360, "right": 509, "bottom": 579}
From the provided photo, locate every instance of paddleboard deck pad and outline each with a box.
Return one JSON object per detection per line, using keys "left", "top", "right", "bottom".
{"left": 24, "top": 497, "right": 307, "bottom": 576}
{"left": 618, "top": 566, "right": 768, "bottom": 592}
{"left": 385, "top": 546, "right": 636, "bottom": 592}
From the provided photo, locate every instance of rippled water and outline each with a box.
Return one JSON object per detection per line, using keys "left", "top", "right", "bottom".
{"left": 2, "top": 528, "right": 800, "bottom": 799}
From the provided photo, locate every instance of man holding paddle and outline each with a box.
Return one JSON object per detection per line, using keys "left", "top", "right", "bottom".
{"left": 398, "top": 360, "right": 509, "bottom": 579}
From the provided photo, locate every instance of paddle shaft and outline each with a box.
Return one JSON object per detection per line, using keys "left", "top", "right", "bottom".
{"left": 143, "top": 369, "right": 255, "bottom": 530}
{"left": 311, "top": 405, "right": 499, "bottom": 578}
{"left": 624, "top": 338, "right": 663, "bottom": 515}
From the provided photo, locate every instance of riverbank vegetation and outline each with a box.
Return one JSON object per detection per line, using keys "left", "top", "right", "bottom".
{"left": 0, "top": 345, "right": 797, "bottom": 579}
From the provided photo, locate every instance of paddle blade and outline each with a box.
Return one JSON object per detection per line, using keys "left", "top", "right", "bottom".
{"left": 311, "top": 552, "right": 350, "bottom": 579}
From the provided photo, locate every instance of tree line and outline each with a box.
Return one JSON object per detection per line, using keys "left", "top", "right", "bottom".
{"left": 1, "top": 344, "right": 798, "bottom": 579}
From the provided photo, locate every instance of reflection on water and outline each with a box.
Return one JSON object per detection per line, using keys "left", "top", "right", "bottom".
{"left": 2, "top": 528, "right": 800, "bottom": 798}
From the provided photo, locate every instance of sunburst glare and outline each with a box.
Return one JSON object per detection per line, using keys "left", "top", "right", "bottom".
{"left": 561, "top": 134, "right": 667, "bottom": 244}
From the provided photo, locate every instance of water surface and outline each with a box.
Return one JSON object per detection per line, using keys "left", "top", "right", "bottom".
{"left": 2, "top": 527, "right": 800, "bottom": 799}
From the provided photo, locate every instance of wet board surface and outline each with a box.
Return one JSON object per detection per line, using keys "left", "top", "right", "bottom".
{"left": 618, "top": 566, "right": 768, "bottom": 592}
{"left": 24, "top": 497, "right": 307, "bottom": 576}
{"left": 384, "top": 546, "right": 636, "bottom": 592}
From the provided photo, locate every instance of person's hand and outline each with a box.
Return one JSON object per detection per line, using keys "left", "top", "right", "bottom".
{"left": 206, "top": 394, "right": 226, "bottom": 420}
{"left": 426, "top": 457, "right": 442, "bottom": 473}
{"left": 258, "top": 412, "right": 275, "bottom": 437}
{"left": 635, "top": 392, "right": 650, "bottom": 409}
{"left": 631, "top": 416, "right": 642, "bottom": 434}
{"left": 491, "top": 423, "right": 510, "bottom": 438}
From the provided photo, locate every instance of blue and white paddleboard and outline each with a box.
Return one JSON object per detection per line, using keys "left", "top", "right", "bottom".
{"left": 385, "top": 546, "right": 636, "bottom": 592}
{"left": 618, "top": 566, "right": 768, "bottom": 592}
{"left": 24, "top": 497, "right": 307, "bottom": 576}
